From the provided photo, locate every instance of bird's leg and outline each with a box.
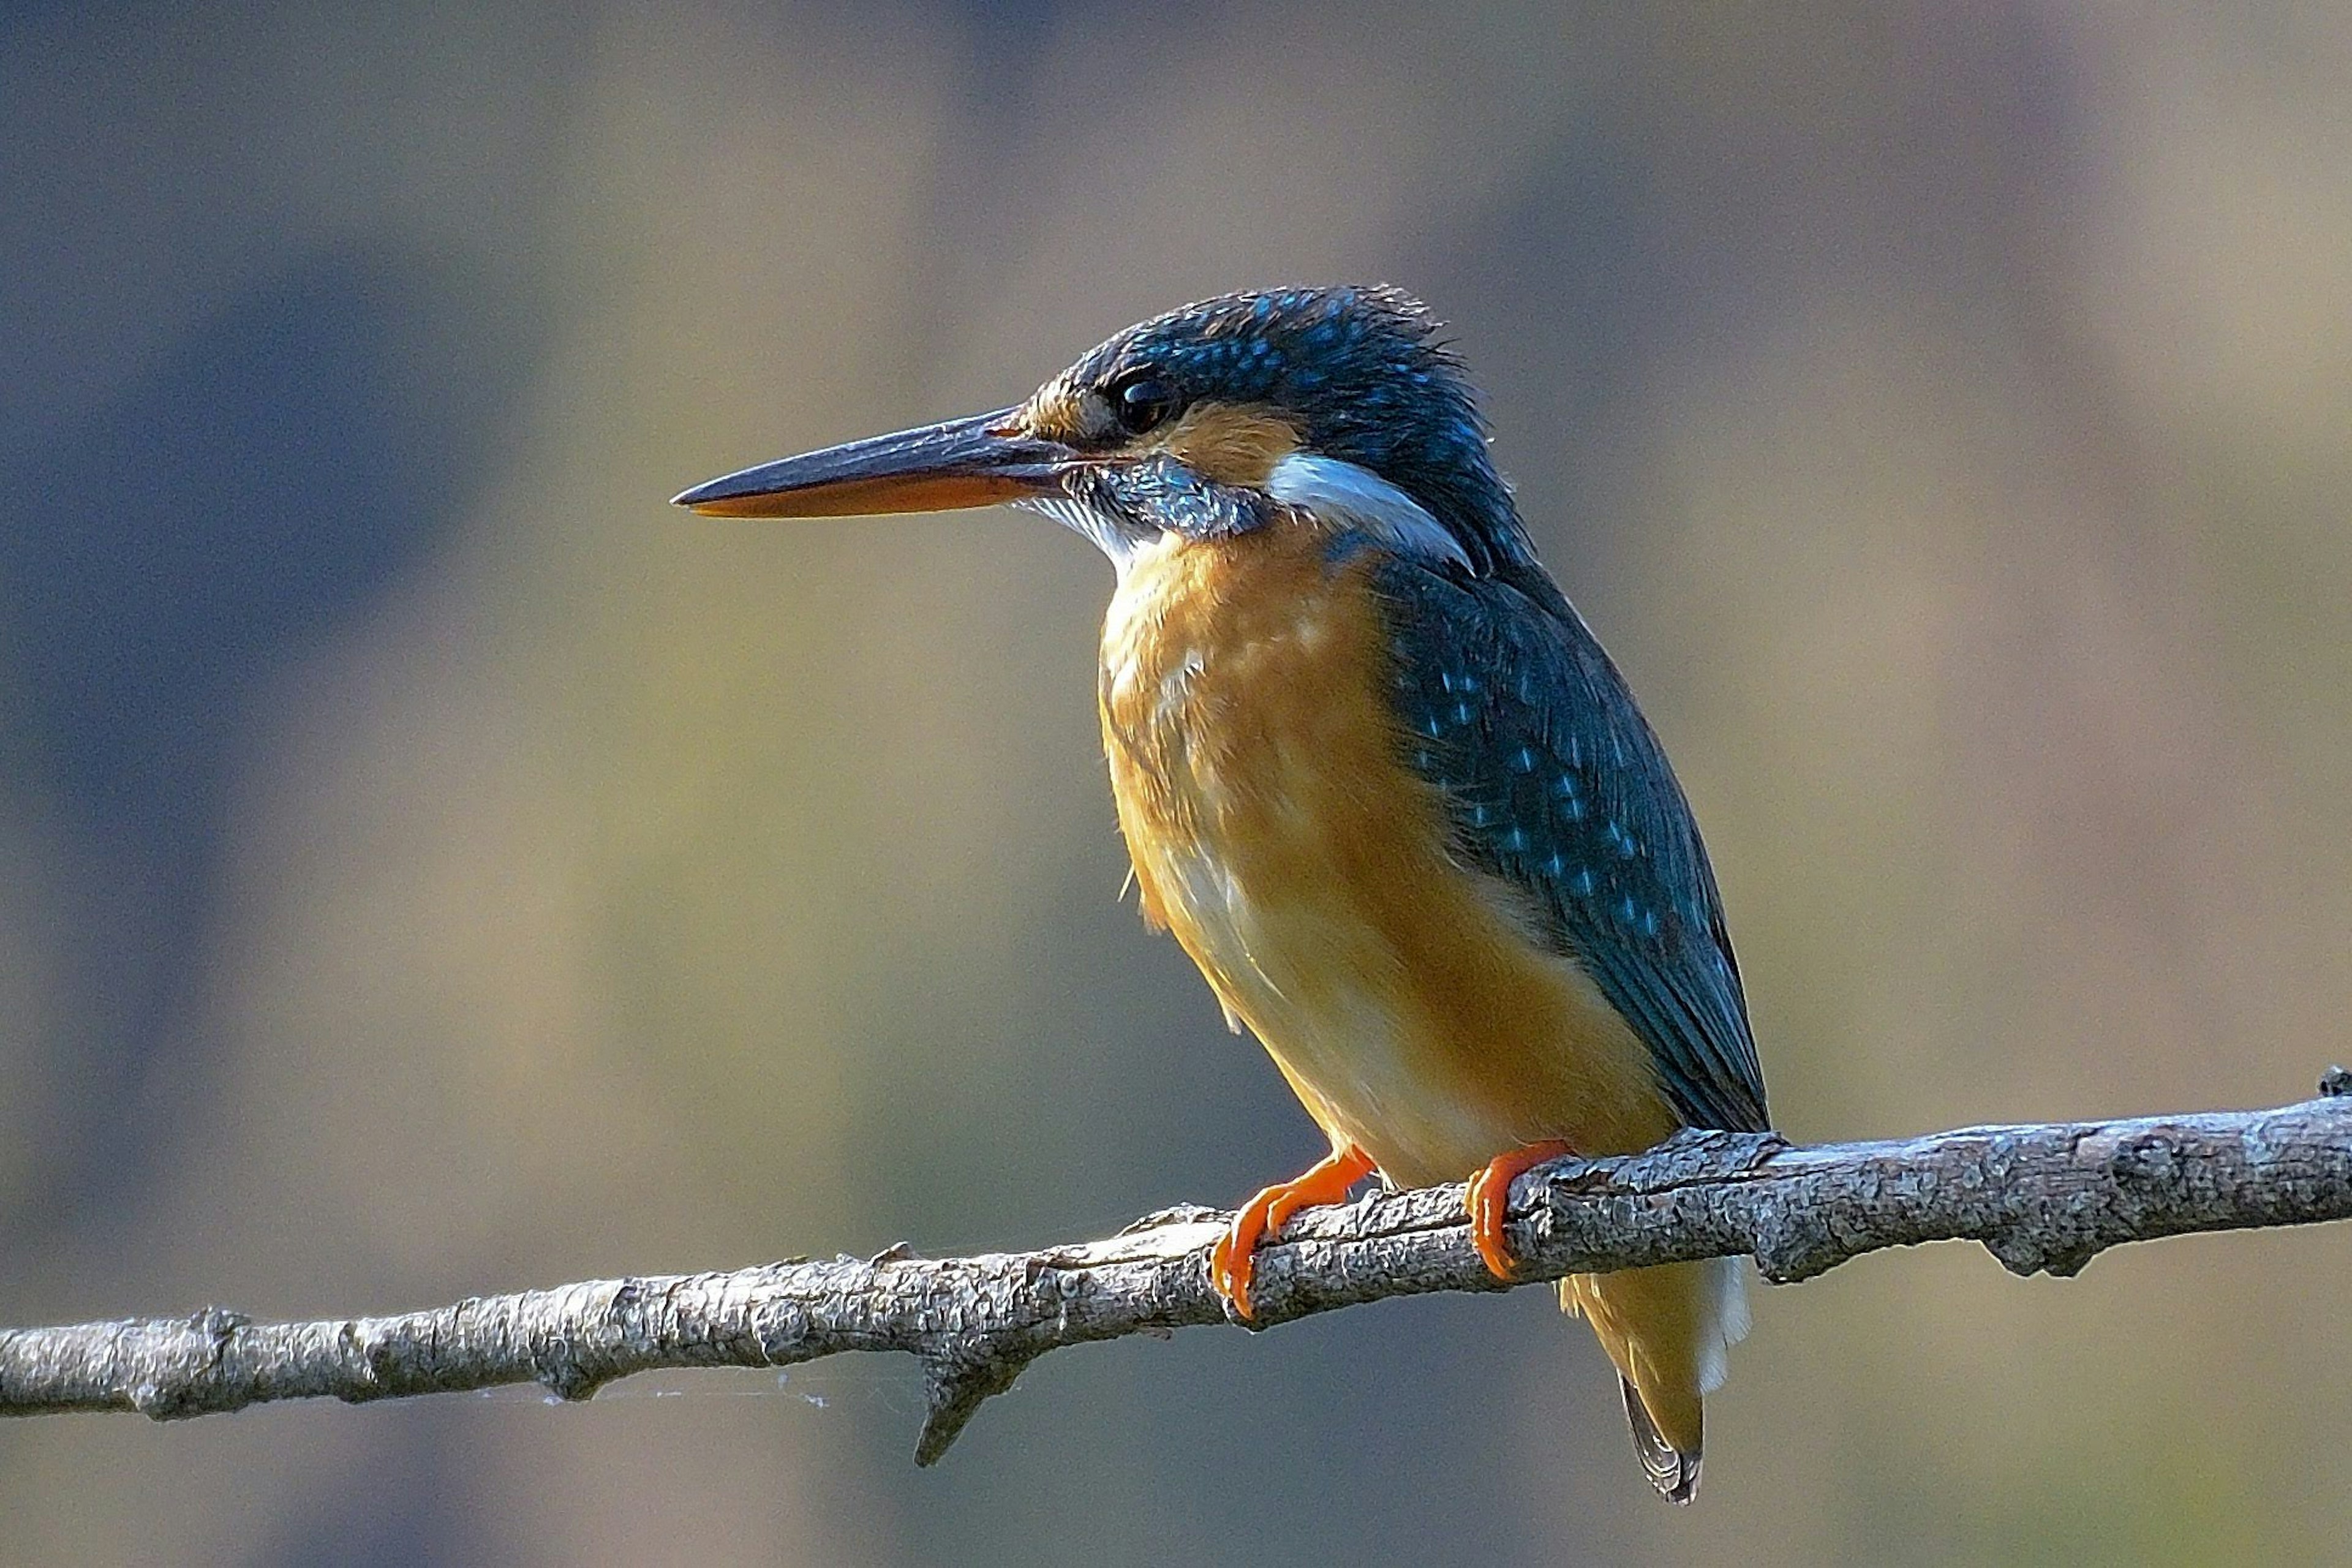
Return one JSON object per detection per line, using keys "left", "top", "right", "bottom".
{"left": 1466, "top": 1140, "right": 1576, "bottom": 1280}
{"left": 1210, "top": 1143, "right": 1376, "bottom": 1319}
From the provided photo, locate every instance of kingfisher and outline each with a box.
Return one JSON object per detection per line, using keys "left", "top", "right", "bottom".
{"left": 674, "top": 287, "right": 1769, "bottom": 1502}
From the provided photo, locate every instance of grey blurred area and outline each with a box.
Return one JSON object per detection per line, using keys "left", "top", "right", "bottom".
{"left": 4, "top": 2, "right": 2350, "bottom": 1562}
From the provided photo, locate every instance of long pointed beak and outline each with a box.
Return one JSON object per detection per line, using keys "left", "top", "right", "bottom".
{"left": 671, "top": 407, "right": 1080, "bottom": 518}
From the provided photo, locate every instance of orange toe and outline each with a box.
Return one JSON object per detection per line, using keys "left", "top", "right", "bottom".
{"left": 1466, "top": 1140, "right": 1575, "bottom": 1280}
{"left": 1210, "top": 1144, "right": 1375, "bottom": 1318}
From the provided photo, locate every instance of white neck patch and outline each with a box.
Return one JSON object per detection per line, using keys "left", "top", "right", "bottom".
{"left": 1264, "top": 451, "right": 1472, "bottom": 571}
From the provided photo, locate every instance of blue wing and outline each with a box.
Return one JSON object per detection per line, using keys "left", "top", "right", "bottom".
{"left": 1370, "top": 555, "right": 1770, "bottom": 1134}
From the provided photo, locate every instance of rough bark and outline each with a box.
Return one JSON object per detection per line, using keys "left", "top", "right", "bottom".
{"left": 6, "top": 1080, "right": 2350, "bottom": 1464}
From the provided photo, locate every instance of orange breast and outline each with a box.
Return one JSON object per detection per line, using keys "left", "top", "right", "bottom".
{"left": 1098, "top": 526, "right": 1678, "bottom": 1186}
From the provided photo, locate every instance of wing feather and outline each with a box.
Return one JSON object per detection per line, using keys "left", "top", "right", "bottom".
{"left": 1370, "top": 556, "right": 1769, "bottom": 1133}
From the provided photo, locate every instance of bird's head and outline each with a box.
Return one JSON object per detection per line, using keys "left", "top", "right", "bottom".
{"left": 676, "top": 285, "right": 1534, "bottom": 578}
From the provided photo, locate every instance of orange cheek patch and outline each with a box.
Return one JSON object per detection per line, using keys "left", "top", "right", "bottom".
{"left": 1145, "top": 402, "right": 1304, "bottom": 487}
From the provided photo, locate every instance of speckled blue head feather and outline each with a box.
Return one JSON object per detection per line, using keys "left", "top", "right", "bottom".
{"left": 1053, "top": 286, "right": 1540, "bottom": 581}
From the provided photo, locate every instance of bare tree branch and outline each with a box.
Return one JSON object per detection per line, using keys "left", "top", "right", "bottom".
{"left": 7, "top": 1081, "right": 2351, "bottom": 1464}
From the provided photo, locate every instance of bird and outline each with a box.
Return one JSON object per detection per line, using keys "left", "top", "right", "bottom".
{"left": 674, "top": 286, "right": 1769, "bottom": 1503}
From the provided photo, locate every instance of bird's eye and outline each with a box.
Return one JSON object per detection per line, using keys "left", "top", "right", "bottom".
{"left": 1109, "top": 371, "right": 1183, "bottom": 436}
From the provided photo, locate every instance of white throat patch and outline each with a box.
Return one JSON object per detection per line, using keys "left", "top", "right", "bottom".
{"left": 1264, "top": 452, "right": 1472, "bottom": 571}
{"left": 1014, "top": 494, "right": 1152, "bottom": 575}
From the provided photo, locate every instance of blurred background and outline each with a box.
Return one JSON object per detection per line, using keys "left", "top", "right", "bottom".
{"left": 4, "top": 2, "right": 2350, "bottom": 1562}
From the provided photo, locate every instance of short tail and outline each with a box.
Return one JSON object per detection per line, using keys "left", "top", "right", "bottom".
{"left": 1563, "top": 1254, "right": 1747, "bottom": 1504}
{"left": 1619, "top": 1375, "right": 1702, "bottom": 1505}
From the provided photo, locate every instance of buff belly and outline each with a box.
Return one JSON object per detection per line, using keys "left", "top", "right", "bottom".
{"left": 1099, "top": 527, "right": 1677, "bottom": 1182}
{"left": 1096, "top": 525, "right": 1743, "bottom": 1453}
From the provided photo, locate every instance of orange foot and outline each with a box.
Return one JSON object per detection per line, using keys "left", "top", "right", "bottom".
{"left": 1210, "top": 1144, "right": 1376, "bottom": 1319}
{"left": 1466, "top": 1140, "right": 1575, "bottom": 1280}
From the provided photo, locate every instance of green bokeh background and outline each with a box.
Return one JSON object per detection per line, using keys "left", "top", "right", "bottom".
{"left": 4, "top": 4, "right": 2350, "bottom": 1563}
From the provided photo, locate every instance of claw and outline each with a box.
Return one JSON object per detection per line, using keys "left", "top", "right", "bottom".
{"left": 1210, "top": 1144, "right": 1375, "bottom": 1318}
{"left": 1466, "top": 1139, "right": 1575, "bottom": 1279}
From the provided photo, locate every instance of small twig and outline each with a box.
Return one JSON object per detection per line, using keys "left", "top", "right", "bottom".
{"left": 5, "top": 1087, "right": 2350, "bottom": 1463}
